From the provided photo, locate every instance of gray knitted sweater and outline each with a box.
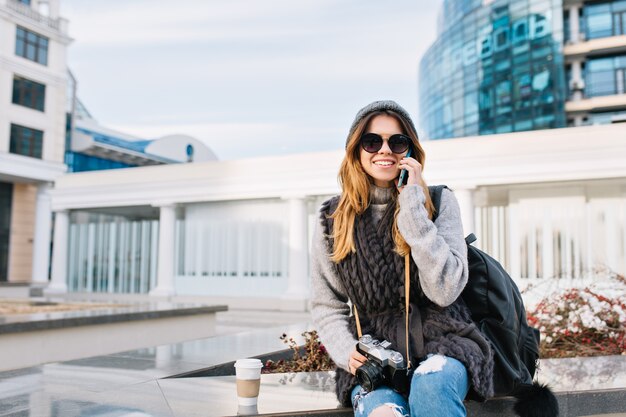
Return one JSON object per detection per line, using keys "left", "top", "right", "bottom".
{"left": 310, "top": 184, "right": 469, "bottom": 371}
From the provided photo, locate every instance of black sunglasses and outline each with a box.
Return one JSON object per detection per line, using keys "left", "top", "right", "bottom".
{"left": 360, "top": 133, "right": 412, "bottom": 154}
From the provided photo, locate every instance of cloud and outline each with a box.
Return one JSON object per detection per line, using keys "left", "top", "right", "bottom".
{"left": 108, "top": 121, "right": 345, "bottom": 160}
{"left": 62, "top": 0, "right": 443, "bottom": 157}
{"left": 64, "top": 0, "right": 348, "bottom": 46}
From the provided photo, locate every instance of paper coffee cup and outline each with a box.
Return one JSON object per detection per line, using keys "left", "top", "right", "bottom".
{"left": 237, "top": 404, "right": 258, "bottom": 416}
{"left": 234, "top": 359, "right": 263, "bottom": 406}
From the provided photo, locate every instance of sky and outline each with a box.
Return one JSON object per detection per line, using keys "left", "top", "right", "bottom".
{"left": 60, "top": 0, "right": 442, "bottom": 160}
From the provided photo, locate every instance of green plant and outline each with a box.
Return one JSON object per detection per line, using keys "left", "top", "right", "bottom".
{"left": 263, "top": 330, "right": 335, "bottom": 373}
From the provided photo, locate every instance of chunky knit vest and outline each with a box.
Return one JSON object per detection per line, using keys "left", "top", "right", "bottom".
{"left": 320, "top": 195, "right": 494, "bottom": 406}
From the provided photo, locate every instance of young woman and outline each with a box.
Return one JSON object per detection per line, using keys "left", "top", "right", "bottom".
{"left": 311, "top": 101, "right": 494, "bottom": 417}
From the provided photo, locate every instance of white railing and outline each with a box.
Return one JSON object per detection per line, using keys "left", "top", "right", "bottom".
{"left": 66, "top": 200, "right": 290, "bottom": 297}
{"left": 5, "top": 0, "right": 60, "bottom": 31}
{"left": 174, "top": 218, "right": 289, "bottom": 297}
{"left": 174, "top": 199, "right": 289, "bottom": 297}
{"left": 68, "top": 219, "right": 158, "bottom": 294}
{"left": 476, "top": 196, "right": 626, "bottom": 282}
{"left": 474, "top": 205, "right": 509, "bottom": 270}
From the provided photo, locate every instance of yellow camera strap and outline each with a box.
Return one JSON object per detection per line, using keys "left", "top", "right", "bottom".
{"left": 404, "top": 253, "right": 412, "bottom": 369}
{"left": 354, "top": 302, "right": 362, "bottom": 338}
{"left": 353, "top": 253, "right": 412, "bottom": 369}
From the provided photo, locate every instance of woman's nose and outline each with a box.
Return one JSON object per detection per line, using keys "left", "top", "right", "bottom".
{"left": 378, "top": 140, "right": 393, "bottom": 154}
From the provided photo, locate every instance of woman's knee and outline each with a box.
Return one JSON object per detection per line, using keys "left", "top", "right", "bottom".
{"left": 409, "top": 355, "right": 469, "bottom": 398}
{"left": 369, "top": 404, "right": 408, "bottom": 417}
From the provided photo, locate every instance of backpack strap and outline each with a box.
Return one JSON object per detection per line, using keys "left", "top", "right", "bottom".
{"left": 429, "top": 185, "right": 476, "bottom": 245}
{"left": 428, "top": 185, "right": 448, "bottom": 223}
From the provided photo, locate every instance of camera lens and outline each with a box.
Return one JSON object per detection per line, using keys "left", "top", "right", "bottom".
{"left": 355, "top": 361, "right": 384, "bottom": 392}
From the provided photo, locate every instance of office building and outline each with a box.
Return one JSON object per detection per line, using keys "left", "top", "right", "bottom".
{"left": 0, "top": 0, "right": 70, "bottom": 284}
{"left": 65, "top": 74, "right": 217, "bottom": 173}
{"left": 3, "top": 0, "right": 624, "bottom": 310}
{"left": 0, "top": 0, "right": 216, "bottom": 286}
{"left": 419, "top": 0, "right": 626, "bottom": 139}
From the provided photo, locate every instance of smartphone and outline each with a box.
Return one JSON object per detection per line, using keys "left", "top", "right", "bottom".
{"left": 397, "top": 147, "right": 413, "bottom": 188}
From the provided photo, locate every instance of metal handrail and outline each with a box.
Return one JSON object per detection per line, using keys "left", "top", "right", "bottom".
{"left": 5, "top": 0, "right": 60, "bottom": 31}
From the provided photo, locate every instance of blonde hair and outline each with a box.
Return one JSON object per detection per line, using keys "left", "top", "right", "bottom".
{"left": 330, "top": 110, "right": 435, "bottom": 262}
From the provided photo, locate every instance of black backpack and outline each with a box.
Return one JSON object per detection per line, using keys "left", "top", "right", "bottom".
{"left": 429, "top": 186, "right": 558, "bottom": 417}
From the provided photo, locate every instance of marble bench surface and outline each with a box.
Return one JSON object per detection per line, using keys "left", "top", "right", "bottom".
{"left": 0, "top": 323, "right": 314, "bottom": 416}
{"left": 0, "top": 302, "right": 227, "bottom": 334}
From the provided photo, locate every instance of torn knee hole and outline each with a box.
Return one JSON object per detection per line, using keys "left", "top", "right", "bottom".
{"left": 415, "top": 354, "right": 447, "bottom": 375}
{"left": 369, "top": 403, "right": 408, "bottom": 417}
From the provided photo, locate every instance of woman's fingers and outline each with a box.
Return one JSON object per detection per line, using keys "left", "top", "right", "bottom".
{"left": 349, "top": 349, "right": 368, "bottom": 375}
{"left": 398, "top": 158, "right": 422, "bottom": 172}
{"left": 349, "top": 358, "right": 363, "bottom": 375}
{"left": 398, "top": 158, "right": 423, "bottom": 188}
{"left": 352, "top": 350, "right": 368, "bottom": 362}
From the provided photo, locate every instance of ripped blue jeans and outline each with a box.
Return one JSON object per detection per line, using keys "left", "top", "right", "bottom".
{"left": 350, "top": 355, "right": 469, "bottom": 417}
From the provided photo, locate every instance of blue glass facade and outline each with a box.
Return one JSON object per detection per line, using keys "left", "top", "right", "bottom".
{"left": 65, "top": 151, "right": 137, "bottom": 173}
{"left": 419, "top": 0, "right": 567, "bottom": 139}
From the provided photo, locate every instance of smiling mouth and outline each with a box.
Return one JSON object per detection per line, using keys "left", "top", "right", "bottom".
{"left": 373, "top": 161, "right": 395, "bottom": 166}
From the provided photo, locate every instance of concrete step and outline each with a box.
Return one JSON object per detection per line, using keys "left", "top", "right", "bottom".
{"left": 579, "top": 414, "right": 626, "bottom": 417}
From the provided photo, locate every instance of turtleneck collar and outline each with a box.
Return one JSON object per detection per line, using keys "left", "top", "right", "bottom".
{"left": 369, "top": 183, "right": 396, "bottom": 205}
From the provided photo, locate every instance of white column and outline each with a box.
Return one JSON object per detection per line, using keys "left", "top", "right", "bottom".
{"left": 569, "top": 5, "right": 581, "bottom": 44}
{"left": 150, "top": 204, "right": 176, "bottom": 297}
{"left": 453, "top": 188, "right": 475, "bottom": 237}
{"left": 46, "top": 210, "right": 69, "bottom": 294}
{"left": 573, "top": 115, "right": 584, "bottom": 126}
{"left": 570, "top": 59, "right": 584, "bottom": 102}
{"left": 604, "top": 205, "right": 618, "bottom": 273}
{"left": 542, "top": 208, "right": 554, "bottom": 279}
{"left": 508, "top": 203, "right": 522, "bottom": 281}
{"left": 283, "top": 197, "right": 309, "bottom": 305}
{"left": 31, "top": 183, "right": 52, "bottom": 286}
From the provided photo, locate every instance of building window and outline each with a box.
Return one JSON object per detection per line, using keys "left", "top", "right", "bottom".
{"left": 186, "top": 144, "right": 194, "bottom": 162}
{"left": 586, "top": 109, "right": 626, "bottom": 124}
{"left": 10, "top": 124, "right": 43, "bottom": 159}
{"left": 585, "top": 1, "right": 626, "bottom": 39}
{"left": 12, "top": 76, "right": 45, "bottom": 111}
{"left": 615, "top": 11, "right": 626, "bottom": 36}
{"left": 0, "top": 182, "right": 13, "bottom": 283}
{"left": 15, "top": 26, "right": 48, "bottom": 65}
{"left": 586, "top": 55, "right": 626, "bottom": 97}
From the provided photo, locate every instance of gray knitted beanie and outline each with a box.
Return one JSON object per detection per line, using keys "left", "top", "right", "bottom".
{"left": 346, "top": 100, "right": 417, "bottom": 148}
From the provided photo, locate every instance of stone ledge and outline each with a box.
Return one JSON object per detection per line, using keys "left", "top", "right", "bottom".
{"left": 0, "top": 303, "right": 227, "bottom": 334}
{"left": 1, "top": 321, "right": 624, "bottom": 417}
{"left": 0, "top": 302, "right": 228, "bottom": 371}
{"left": 167, "top": 350, "right": 626, "bottom": 417}
{"left": 230, "top": 387, "right": 626, "bottom": 417}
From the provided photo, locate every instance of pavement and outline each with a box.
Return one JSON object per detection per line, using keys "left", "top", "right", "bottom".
{"left": 0, "top": 284, "right": 312, "bottom": 336}
{"left": 0, "top": 284, "right": 29, "bottom": 299}
{"left": 1, "top": 288, "right": 625, "bottom": 416}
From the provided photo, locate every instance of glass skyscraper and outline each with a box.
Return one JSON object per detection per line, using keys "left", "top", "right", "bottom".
{"left": 420, "top": 0, "right": 626, "bottom": 139}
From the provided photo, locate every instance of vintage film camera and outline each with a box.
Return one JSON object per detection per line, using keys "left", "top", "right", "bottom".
{"left": 355, "top": 334, "right": 413, "bottom": 394}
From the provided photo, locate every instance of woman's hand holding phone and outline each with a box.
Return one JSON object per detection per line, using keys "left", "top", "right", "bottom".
{"left": 397, "top": 149, "right": 423, "bottom": 190}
